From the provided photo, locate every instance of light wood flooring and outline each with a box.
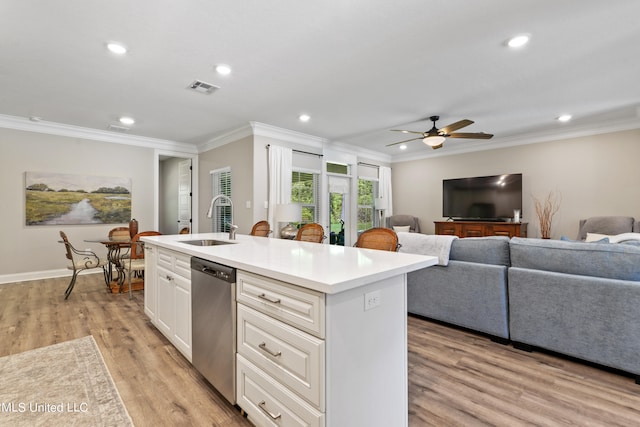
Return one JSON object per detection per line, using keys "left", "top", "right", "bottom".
{"left": 1, "top": 274, "right": 639, "bottom": 426}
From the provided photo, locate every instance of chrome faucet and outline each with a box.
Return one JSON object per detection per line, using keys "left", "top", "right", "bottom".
{"left": 206, "top": 194, "right": 237, "bottom": 240}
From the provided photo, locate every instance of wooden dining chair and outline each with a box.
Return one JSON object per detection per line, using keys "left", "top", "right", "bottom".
{"left": 108, "top": 227, "right": 130, "bottom": 241}
{"left": 59, "top": 231, "right": 109, "bottom": 300}
{"left": 295, "top": 223, "right": 326, "bottom": 243}
{"left": 179, "top": 227, "right": 190, "bottom": 234}
{"left": 124, "top": 231, "right": 162, "bottom": 299}
{"left": 250, "top": 220, "right": 271, "bottom": 237}
{"left": 355, "top": 228, "right": 400, "bottom": 252}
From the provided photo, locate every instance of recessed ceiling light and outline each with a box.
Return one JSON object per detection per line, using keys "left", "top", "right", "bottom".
{"left": 557, "top": 114, "right": 572, "bottom": 122}
{"left": 299, "top": 114, "right": 310, "bottom": 122}
{"left": 399, "top": 144, "right": 407, "bottom": 150}
{"left": 215, "top": 64, "right": 232, "bottom": 75}
{"left": 119, "top": 116, "right": 135, "bottom": 125}
{"left": 106, "top": 42, "right": 127, "bottom": 54}
{"left": 506, "top": 34, "right": 531, "bottom": 48}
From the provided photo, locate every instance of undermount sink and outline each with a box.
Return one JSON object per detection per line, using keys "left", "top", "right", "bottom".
{"left": 181, "top": 239, "right": 235, "bottom": 246}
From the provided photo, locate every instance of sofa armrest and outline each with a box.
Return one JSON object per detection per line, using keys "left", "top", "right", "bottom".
{"left": 408, "top": 261, "right": 509, "bottom": 339}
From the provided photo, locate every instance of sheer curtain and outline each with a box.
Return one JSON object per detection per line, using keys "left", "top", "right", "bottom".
{"left": 268, "top": 145, "right": 293, "bottom": 236}
{"left": 378, "top": 166, "right": 393, "bottom": 221}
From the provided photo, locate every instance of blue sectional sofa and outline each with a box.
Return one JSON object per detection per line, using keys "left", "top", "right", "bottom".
{"left": 508, "top": 237, "right": 640, "bottom": 381}
{"left": 403, "top": 232, "right": 640, "bottom": 382}
{"left": 406, "top": 236, "right": 511, "bottom": 340}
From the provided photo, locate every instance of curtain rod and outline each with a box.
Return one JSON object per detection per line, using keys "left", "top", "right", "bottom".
{"left": 266, "top": 144, "right": 323, "bottom": 157}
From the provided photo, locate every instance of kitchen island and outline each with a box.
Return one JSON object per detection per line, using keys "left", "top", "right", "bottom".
{"left": 141, "top": 232, "right": 437, "bottom": 427}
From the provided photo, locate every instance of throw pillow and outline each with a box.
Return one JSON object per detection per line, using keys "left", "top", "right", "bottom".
{"left": 393, "top": 226, "right": 411, "bottom": 233}
{"left": 585, "top": 232, "right": 610, "bottom": 242}
{"left": 586, "top": 232, "right": 640, "bottom": 244}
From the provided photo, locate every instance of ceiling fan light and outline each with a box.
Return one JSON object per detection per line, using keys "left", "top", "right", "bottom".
{"left": 423, "top": 135, "right": 445, "bottom": 147}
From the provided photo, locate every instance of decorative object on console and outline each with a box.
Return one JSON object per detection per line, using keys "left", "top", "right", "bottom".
{"left": 532, "top": 190, "right": 561, "bottom": 239}
{"left": 276, "top": 203, "right": 301, "bottom": 239}
{"left": 513, "top": 209, "right": 521, "bottom": 223}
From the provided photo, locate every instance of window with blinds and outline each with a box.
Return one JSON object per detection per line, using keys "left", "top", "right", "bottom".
{"left": 291, "top": 171, "right": 319, "bottom": 224}
{"left": 211, "top": 167, "right": 232, "bottom": 232}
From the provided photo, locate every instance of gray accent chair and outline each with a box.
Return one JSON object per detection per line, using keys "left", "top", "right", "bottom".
{"left": 386, "top": 215, "right": 420, "bottom": 233}
{"left": 407, "top": 236, "right": 511, "bottom": 340}
{"left": 508, "top": 237, "right": 640, "bottom": 382}
{"left": 576, "top": 216, "right": 636, "bottom": 240}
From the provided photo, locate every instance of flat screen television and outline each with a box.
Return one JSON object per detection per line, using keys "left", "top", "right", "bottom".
{"left": 443, "top": 173, "right": 522, "bottom": 221}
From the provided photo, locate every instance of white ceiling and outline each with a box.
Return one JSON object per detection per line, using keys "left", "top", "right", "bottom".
{"left": 2, "top": 1, "right": 640, "bottom": 160}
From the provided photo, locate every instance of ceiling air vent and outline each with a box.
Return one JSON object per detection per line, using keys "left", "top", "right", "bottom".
{"left": 188, "top": 80, "right": 220, "bottom": 94}
{"left": 108, "top": 124, "right": 130, "bottom": 133}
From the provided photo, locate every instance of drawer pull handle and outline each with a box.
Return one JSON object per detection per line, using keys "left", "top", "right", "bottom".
{"left": 258, "top": 342, "right": 282, "bottom": 357}
{"left": 258, "top": 400, "right": 281, "bottom": 420}
{"left": 258, "top": 293, "right": 281, "bottom": 304}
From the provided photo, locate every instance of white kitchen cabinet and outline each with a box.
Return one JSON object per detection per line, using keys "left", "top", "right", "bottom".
{"left": 143, "top": 244, "right": 157, "bottom": 320}
{"left": 150, "top": 246, "right": 192, "bottom": 362}
{"left": 236, "top": 270, "right": 408, "bottom": 427}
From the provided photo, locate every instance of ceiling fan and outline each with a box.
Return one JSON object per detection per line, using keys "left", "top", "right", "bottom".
{"left": 387, "top": 115, "right": 493, "bottom": 150}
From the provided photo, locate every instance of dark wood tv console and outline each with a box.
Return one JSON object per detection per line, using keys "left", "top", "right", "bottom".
{"left": 434, "top": 221, "right": 528, "bottom": 238}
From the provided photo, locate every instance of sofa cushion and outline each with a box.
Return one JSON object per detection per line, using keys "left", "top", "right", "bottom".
{"left": 450, "top": 236, "right": 511, "bottom": 266}
{"left": 577, "top": 216, "right": 635, "bottom": 240}
{"left": 510, "top": 237, "right": 640, "bottom": 281}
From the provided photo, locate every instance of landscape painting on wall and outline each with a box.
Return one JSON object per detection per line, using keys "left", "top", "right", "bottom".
{"left": 25, "top": 172, "right": 132, "bottom": 225}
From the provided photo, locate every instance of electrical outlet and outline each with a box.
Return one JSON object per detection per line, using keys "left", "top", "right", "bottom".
{"left": 364, "top": 290, "right": 381, "bottom": 311}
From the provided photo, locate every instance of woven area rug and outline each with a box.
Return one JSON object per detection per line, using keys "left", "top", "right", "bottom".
{"left": 0, "top": 336, "right": 133, "bottom": 426}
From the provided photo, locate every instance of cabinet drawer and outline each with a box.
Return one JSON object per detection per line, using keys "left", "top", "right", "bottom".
{"left": 237, "top": 355, "right": 324, "bottom": 427}
{"left": 237, "top": 304, "right": 324, "bottom": 410}
{"left": 157, "top": 249, "right": 191, "bottom": 279}
{"left": 173, "top": 252, "right": 191, "bottom": 279}
{"left": 158, "top": 249, "right": 173, "bottom": 270}
{"left": 237, "top": 271, "right": 325, "bottom": 338}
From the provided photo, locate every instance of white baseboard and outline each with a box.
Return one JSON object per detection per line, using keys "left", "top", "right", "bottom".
{"left": 0, "top": 268, "right": 102, "bottom": 285}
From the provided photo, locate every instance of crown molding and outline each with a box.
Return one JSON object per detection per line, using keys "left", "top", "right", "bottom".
{"left": 0, "top": 114, "right": 197, "bottom": 153}
{"left": 197, "top": 123, "right": 254, "bottom": 153}
{"left": 250, "top": 121, "right": 329, "bottom": 147}
{"left": 326, "top": 140, "right": 392, "bottom": 164}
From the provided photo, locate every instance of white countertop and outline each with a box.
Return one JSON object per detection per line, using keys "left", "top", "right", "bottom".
{"left": 141, "top": 233, "right": 437, "bottom": 294}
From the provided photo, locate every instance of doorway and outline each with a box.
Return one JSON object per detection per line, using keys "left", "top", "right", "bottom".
{"left": 327, "top": 172, "right": 351, "bottom": 246}
{"left": 156, "top": 151, "right": 197, "bottom": 235}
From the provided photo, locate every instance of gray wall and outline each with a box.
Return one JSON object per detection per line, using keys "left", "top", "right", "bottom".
{"left": 0, "top": 127, "right": 155, "bottom": 280}
{"left": 198, "top": 135, "right": 255, "bottom": 234}
{"left": 392, "top": 128, "right": 640, "bottom": 238}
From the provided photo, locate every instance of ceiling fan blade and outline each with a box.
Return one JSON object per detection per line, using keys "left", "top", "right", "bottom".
{"left": 439, "top": 119, "right": 474, "bottom": 135}
{"left": 386, "top": 137, "right": 423, "bottom": 146}
{"left": 447, "top": 132, "right": 494, "bottom": 139}
{"left": 390, "top": 129, "right": 425, "bottom": 135}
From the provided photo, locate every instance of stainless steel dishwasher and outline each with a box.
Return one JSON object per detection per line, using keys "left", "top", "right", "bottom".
{"left": 191, "top": 257, "right": 237, "bottom": 404}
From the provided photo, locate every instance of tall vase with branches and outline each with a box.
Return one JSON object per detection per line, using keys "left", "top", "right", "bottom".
{"left": 533, "top": 191, "right": 561, "bottom": 239}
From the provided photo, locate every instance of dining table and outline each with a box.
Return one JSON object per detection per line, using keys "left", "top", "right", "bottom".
{"left": 84, "top": 237, "right": 133, "bottom": 292}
